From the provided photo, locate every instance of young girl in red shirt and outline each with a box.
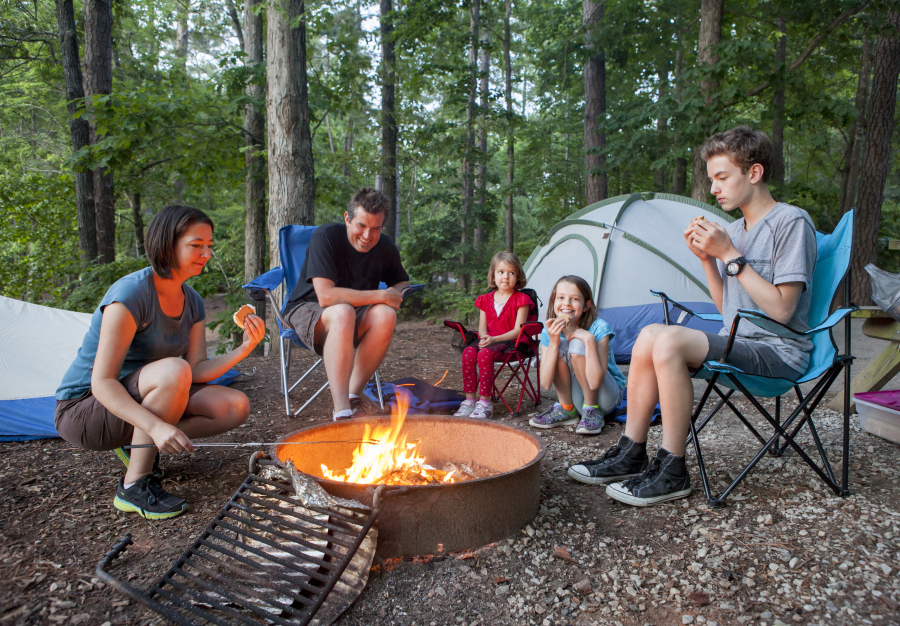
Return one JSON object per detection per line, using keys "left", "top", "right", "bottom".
{"left": 454, "top": 251, "right": 533, "bottom": 419}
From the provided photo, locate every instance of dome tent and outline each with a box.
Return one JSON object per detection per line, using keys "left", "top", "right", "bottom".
{"left": 523, "top": 192, "right": 734, "bottom": 364}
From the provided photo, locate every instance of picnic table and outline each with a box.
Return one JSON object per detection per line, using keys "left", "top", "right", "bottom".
{"left": 827, "top": 306, "right": 900, "bottom": 412}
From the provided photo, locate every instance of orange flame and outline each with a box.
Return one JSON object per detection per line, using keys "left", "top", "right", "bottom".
{"left": 321, "top": 395, "right": 457, "bottom": 485}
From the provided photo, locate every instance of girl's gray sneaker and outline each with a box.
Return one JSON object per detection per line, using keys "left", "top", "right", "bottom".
{"left": 529, "top": 403, "right": 579, "bottom": 429}
{"left": 574, "top": 406, "right": 603, "bottom": 435}
{"left": 454, "top": 400, "right": 476, "bottom": 417}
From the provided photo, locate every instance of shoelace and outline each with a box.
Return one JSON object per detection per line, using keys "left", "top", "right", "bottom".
{"left": 595, "top": 442, "right": 625, "bottom": 463}
{"left": 140, "top": 476, "right": 169, "bottom": 506}
{"left": 622, "top": 456, "right": 662, "bottom": 491}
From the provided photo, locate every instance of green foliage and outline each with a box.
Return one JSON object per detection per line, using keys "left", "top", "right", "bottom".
{"left": 62, "top": 258, "right": 148, "bottom": 312}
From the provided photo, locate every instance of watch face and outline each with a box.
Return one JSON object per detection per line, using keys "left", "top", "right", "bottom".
{"left": 726, "top": 262, "right": 739, "bottom": 276}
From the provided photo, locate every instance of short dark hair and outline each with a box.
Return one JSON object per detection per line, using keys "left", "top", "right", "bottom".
{"left": 700, "top": 126, "right": 776, "bottom": 184}
{"left": 145, "top": 205, "right": 214, "bottom": 279}
{"left": 347, "top": 187, "right": 390, "bottom": 220}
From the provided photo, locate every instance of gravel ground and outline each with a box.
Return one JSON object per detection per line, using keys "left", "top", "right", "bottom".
{"left": 1, "top": 320, "right": 898, "bottom": 626}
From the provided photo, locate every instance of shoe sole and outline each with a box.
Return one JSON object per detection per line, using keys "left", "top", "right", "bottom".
{"left": 604, "top": 483, "right": 693, "bottom": 507}
{"left": 574, "top": 425, "right": 603, "bottom": 435}
{"left": 529, "top": 417, "right": 579, "bottom": 429}
{"left": 114, "top": 495, "right": 187, "bottom": 520}
{"left": 567, "top": 468, "right": 642, "bottom": 485}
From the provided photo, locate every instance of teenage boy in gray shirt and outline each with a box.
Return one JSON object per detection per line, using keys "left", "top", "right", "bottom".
{"left": 568, "top": 126, "right": 817, "bottom": 506}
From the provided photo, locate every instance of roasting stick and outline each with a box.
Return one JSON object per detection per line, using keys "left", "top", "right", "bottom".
{"left": 123, "top": 439, "right": 379, "bottom": 450}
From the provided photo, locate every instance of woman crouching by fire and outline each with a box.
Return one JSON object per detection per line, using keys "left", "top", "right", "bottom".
{"left": 54, "top": 205, "right": 265, "bottom": 520}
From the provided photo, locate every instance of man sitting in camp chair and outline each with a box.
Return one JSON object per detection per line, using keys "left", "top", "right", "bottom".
{"left": 568, "top": 126, "right": 817, "bottom": 506}
{"left": 283, "top": 188, "right": 410, "bottom": 420}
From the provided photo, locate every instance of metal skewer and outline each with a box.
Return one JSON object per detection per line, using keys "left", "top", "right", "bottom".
{"left": 123, "top": 439, "right": 378, "bottom": 450}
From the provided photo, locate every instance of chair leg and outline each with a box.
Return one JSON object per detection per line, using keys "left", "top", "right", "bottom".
{"left": 770, "top": 396, "right": 781, "bottom": 457}
{"left": 687, "top": 373, "right": 723, "bottom": 507}
{"left": 279, "top": 337, "right": 291, "bottom": 416}
{"left": 295, "top": 381, "right": 330, "bottom": 416}
{"left": 374, "top": 370, "right": 384, "bottom": 410}
{"left": 842, "top": 358, "right": 852, "bottom": 496}
{"left": 287, "top": 358, "right": 324, "bottom": 395}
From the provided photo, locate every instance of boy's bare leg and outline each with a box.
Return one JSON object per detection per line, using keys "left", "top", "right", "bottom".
{"left": 570, "top": 354, "right": 599, "bottom": 406}
{"left": 624, "top": 324, "right": 665, "bottom": 444}
{"left": 552, "top": 357, "right": 573, "bottom": 405}
{"left": 316, "top": 304, "right": 357, "bottom": 413}
{"left": 650, "top": 326, "right": 710, "bottom": 455}
{"left": 348, "top": 304, "right": 397, "bottom": 396}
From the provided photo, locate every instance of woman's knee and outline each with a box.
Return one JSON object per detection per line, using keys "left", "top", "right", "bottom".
{"left": 139, "top": 358, "right": 192, "bottom": 396}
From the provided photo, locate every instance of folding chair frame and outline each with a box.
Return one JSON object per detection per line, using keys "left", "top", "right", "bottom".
{"left": 656, "top": 274, "right": 855, "bottom": 508}
{"left": 443, "top": 321, "right": 544, "bottom": 416}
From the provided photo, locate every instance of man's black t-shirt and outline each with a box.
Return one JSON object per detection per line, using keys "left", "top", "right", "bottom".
{"left": 286, "top": 222, "right": 410, "bottom": 307}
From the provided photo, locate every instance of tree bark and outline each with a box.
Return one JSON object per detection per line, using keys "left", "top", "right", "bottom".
{"left": 851, "top": 11, "right": 900, "bottom": 305}
{"left": 473, "top": 27, "right": 489, "bottom": 254}
{"left": 771, "top": 17, "right": 787, "bottom": 186}
{"left": 690, "top": 0, "right": 723, "bottom": 202}
{"left": 244, "top": 0, "right": 266, "bottom": 283}
{"left": 380, "top": 0, "right": 398, "bottom": 244}
{"left": 671, "top": 43, "right": 686, "bottom": 195}
{"left": 504, "top": 0, "right": 514, "bottom": 252}
{"left": 55, "top": 0, "right": 97, "bottom": 262}
{"left": 84, "top": 0, "right": 116, "bottom": 264}
{"left": 176, "top": 0, "right": 190, "bottom": 66}
{"left": 129, "top": 192, "right": 145, "bottom": 257}
{"left": 342, "top": 119, "right": 354, "bottom": 178}
{"left": 459, "top": 0, "right": 479, "bottom": 293}
{"left": 266, "top": 0, "right": 316, "bottom": 267}
{"left": 840, "top": 37, "right": 873, "bottom": 215}
{"left": 654, "top": 60, "right": 669, "bottom": 192}
{"left": 225, "top": 0, "right": 244, "bottom": 52}
{"left": 583, "top": 0, "right": 607, "bottom": 204}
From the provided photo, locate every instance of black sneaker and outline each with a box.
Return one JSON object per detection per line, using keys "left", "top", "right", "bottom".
{"left": 113, "top": 475, "right": 187, "bottom": 520}
{"left": 567, "top": 435, "right": 649, "bottom": 485}
{"left": 605, "top": 448, "right": 692, "bottom": 507}
{"left": 113, "top": 447, "right": 164, "bottom": 479}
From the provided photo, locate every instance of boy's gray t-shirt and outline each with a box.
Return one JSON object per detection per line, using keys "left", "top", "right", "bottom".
{"left": 716, "top": 202, "right": 817, "bottom": 375}
{"left": 56, "top": 267, "right": 206, "bottom": 400}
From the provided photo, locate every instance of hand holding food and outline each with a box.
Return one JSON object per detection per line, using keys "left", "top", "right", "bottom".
{"left": 233, "top": 304, "right": 256, "bottom": 329}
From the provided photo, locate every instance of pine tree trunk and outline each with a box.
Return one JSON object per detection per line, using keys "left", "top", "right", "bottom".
{"left": 654, "top": 61, "right": 669, "bottom": 192}
{"left": 771, "top": 17, "right": 787, "bottom": 186}
{"left": 672, "top": 43, "right": 686, "bottom": 195}
{"left": 266, "top": 0, "right": 316, "bottom": 267}
{"left": 583, "top": 0, "right": 607, "bottom": 204}
{"left": 225, "top": 0, "right": 244, "bottom": 52}
{"left": 176, "top": 1, "right": 190, "bottom": 66}
{"left": 840, "top": 38, "right": 873, "bottom": 215}
{"left": 244, "top": 0, "right": 266, "bottom": 281}
{"left": 130, "top": 192, "right": 145, "bottom": 257}
{"left": 851, "top": 11, "right": 900, "bottom": 305}
{"left": 504, "top": 0, "right": 514, "bottom": 252}
{"left": 55, "top": 0, "right": 97, "bottom": 262}
{"left": 690, "top": 0, "right": 723, "bottom": 202}
{"left": 84, "top": 0, "right": 116, "bottom": 264}
{"left": 473, "top": 28, "right": 489, "bottom": 255}
{"left": 459, "top": 0, "right": 479, "bottom": 293}
{"left": 380, "top": 0, "right": 398, "bottom": 243}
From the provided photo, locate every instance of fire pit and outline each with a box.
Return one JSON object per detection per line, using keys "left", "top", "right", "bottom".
{"left": 274, "top": 415, "right": 545, "bottom": 558}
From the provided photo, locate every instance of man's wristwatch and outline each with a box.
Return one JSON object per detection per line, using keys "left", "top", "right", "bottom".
{"left": 725, "top": 256, "right": 747, "bottom": 277}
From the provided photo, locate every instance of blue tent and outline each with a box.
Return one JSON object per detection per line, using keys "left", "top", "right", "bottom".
{"left": 523, "top": 193, "right": 734, "bottom": 363}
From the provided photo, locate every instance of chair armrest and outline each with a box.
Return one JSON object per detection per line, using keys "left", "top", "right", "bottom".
{"left": 443, "top": 320, "right": 470, "bottom": 342}
{"left": 402, "top": 284, "right": 425, "bottom": 298}
{"left": 652, "top": 290, "right": 723, "bottom": 324}
{"left": 736, "top": 306, "right": 858, "bottom": 339}
{"left": 242, "top": 267, "right": 284, "bottom": 291}
{"left": 514, "top": 322, "right": 544, "bottom": 348}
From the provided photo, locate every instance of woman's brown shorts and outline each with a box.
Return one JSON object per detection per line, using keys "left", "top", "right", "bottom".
{"left": 54, "top": 367, "right": 208, "bottom": 451}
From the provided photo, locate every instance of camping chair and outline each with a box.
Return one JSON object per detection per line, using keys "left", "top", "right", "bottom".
{"left": 243, "top": 225, "right": 396, "bottom": 417}
{"left": 444, "top": 289, "right": 544, "bottom": 416}
{"left": 651, "top": 210, "right": 856, "bottom": 507}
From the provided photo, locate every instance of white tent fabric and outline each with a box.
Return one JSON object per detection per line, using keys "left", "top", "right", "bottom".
{"left": 0, "top": 296, "right": 92, "bottom": 440}
{"left": 524, "top": 193, "right": 734, "bottom": 363}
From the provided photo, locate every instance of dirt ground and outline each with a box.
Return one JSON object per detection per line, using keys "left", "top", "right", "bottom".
{"left": 1, "top": 316, "right": 899, "bottom": 626}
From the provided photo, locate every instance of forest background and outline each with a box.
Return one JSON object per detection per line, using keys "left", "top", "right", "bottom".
{"left": 1, "top": 0, "right": 899, "bottom": 349}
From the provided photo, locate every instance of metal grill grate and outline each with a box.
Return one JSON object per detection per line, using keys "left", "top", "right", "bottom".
{"left": 97, "top": 455, "right": 381, "bottom": 626}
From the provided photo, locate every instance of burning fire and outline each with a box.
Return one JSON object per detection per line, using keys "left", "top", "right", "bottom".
{"left": 321, "top": 396, "right": 458, "bottom": 485}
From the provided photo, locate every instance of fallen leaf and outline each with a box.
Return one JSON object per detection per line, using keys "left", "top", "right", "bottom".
{"left": 553, "top": 546, "right": 576, "bottom": 563}
{"left": 689, "top": 591, "right": 710, "bottom": 606}
{"left": 493, "top": 577, "right": 510, "bottom": 584}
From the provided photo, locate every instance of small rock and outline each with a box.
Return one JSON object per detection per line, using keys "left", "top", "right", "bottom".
{"left": 788, "top": 557, "right": 798, "bottom": 569}
{"left": 496, "top": 585, "right": 510, "bottom": 597}
{"left": 880, "top": 563, "right": 892, "bottom": 576}
{"left": 434, "top": 586, "right": 446, "bottom": 596}
{"left": 760, "top": 611, "right": 773, "bottom": 619}
{"left": 573, "top": 578, "right": 592, "bottom": 594}
{"left": 682, "top": 615, "right": 694, "bottom": 624}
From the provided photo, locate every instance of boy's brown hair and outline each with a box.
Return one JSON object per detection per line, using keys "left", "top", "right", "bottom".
{"left": 546, "top": 275, "right": 597, "bottom": 330}
{"left": 700, "top": 126, "right": 777, "bottom": 184}
{"left": 487, "top": 251, "right": 527, "bottom": 291}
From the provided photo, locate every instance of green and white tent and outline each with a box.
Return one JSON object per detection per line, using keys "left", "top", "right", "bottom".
{"left": 523, "top": 193, "right": 734, "bottom": 363}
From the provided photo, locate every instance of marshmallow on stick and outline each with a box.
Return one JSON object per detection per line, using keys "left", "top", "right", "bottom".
{"left": 233, "top": 304, "right": 256, "bottom": 330}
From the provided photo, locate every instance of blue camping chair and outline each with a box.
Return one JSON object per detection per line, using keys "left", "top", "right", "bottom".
{"left": 651, "top": 210, "right": 856, "bottom": 507}
{"left": 243, "top": 225, "right": 419, "bottom": 416}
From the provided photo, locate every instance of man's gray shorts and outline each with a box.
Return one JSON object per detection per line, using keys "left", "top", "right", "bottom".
{"left": 285, "top": 302, "right": 374, "bottom": 356}
{"left": 703, "top": 332, "right": 803, "bottom": 381}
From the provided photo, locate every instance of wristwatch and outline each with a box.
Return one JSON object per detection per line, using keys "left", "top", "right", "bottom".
{"left": 725, "top": 256, "right": 747, "bottom": 277}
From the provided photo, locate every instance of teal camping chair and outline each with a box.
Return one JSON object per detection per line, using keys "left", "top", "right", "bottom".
{"left": 652, "top": 210, "right": 856, "bottom": 507}
{"left": 243, "top": 225, "right": 421, "bottom": 416}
